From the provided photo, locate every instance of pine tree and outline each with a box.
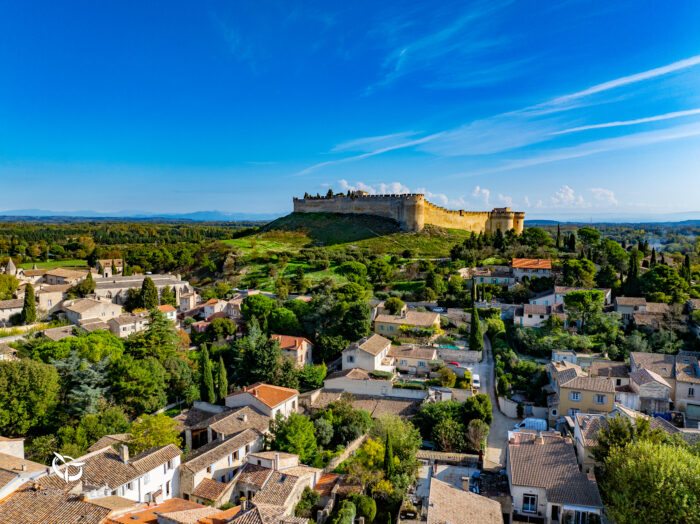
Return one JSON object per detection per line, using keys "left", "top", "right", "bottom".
{"left": 384, "top": 432, "right": 395, "bottom": 479}
{"left": 200, "top": 346, "right": 216, "bottom": 404}
{"left": 470, "top": 304, "right": 483, "bottom": 351}
{"left": 650, "top": 248, "right": 656, "bottom": 268}
{"left": 21, "top": 283, "right": 36, "bottom": 325}
{"left": 556, "top": 223, "right": 561, "bottom": 250}
{"left": 216, "top": 357, "right": 228, "bottom": 403}
{"left": 140, "top": 276, "right": 159, "bottom": 310}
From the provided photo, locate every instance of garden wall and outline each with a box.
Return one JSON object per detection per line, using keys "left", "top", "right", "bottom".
{"left": 323, "top": 434, "right": 368, "bottom": 474}
{"left": 437, "top": 348, "right": 481, "bottom": 364}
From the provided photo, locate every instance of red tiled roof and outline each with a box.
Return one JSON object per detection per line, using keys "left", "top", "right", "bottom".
{"left": 227, "top": 383, "right": 298, "bottom": 408}
{"left": 270, "top": 334, "right": 312, "bottom": 352}
{"left": 158, "top": 304, "right": 177, "bottom": 313}
{"left": 512, "top": 258, "right": 552, "bottom": 269}
{"left": 107, "top": 498, "right": 206, "bottom": 524}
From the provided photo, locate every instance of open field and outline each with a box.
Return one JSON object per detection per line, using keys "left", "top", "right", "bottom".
{"left": 18, "top": 259, "right": 88, "bottom": 269}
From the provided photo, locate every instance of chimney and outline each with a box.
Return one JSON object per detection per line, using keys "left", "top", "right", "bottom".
{"left": 535, "top": 431, "right": 544, "bottom": 445}
{"left": 274, "top": 453, "right": 280, "bottom": 471}
{"left": 218, "top": 432, "right": 224, "bottom": 442}
{"left": 21, "top": 464, "right": 27, "bottom": 472}
{"left": 240, "top": 413, "right": 248, "bottom": 422}
{"left": 119, "top": 444, "right": 129, "bottom": 463}
{"left": 253, "top": 388, "right": 259, "bottom": 398}
{"left": 432, "top": 462, "right": 438, "bottom": 477}
{"left": 240, "top": 497, "right": 248, "bottom": 511}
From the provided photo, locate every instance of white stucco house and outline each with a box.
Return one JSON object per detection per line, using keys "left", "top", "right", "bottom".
{"left": 225, "top": 383, "right": 299, "bottom": 419}
{"left": 341, "top": 334, "right": 393, "bottom": 373}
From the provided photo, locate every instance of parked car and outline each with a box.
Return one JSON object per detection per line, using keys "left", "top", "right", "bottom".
{"left": 472, "top": 374, "right": 481, "bottom": 388}
{"left": 513, "top": 418, "right": 548, "bottom": 432}
{"left": 446, "top": 361, "right": 461, "bottom": 367}
{"left": 432, "top": 307, "right": 446, "bottom": 313}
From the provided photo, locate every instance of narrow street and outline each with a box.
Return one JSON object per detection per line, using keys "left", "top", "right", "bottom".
{"left": 471, "top": 334, "right": 515, "bottom": 471}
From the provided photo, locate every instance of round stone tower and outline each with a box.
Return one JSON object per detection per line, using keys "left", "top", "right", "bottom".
{"left": 402, "top": 194, "right": 425, "bottom": 232}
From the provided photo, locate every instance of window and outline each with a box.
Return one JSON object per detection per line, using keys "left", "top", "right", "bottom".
{"left": 245, "top": 445, "right": 250, "bottom": 453}
{"left": 228, "top": 454, "right": 233, "bottom": 466}
{"left": 234, "top": 450, "right": 239, "bottom": 460}
{"left": 126, "top": 482, "right": 133, "bottom": 490}
{"left": 522, "top": 494, "right": 537, "bottom": 513}
{"left": 144, "top": 473, "right": 150, "bottom": 484}
{"left": 418, "top": 361, "right": 426, "bottom": 367}
{"left": 594, "top": 394, "right": 607, "bottom": 405}
{"left": 689, "top": 387, "right": 696, "bottom": 398}
{"left": 346, "top": 355, "right": 355, "bottom": 363}
{"left": 292, "top": 400, "right": 296, "bottom": 410}
{"left": 207, "top": 465, "right": 213, "bottom": 473}
{"left": 166, "top": 480, "right": 171, "bottom": 496}
{"left": 570, "top": 391, "right": 581, "bottom": 401}
{"left": 48, "top": 299, "right": 52, "bottom": 307}
{"left": 616, "top": 379, "right": 622, "bottom": 386}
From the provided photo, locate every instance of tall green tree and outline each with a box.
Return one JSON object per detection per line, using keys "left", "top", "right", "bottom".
{"left": 555, "top": 223, "right": 561, "bottom": 250}
{"left": 130, "top": 413, "right": 182, "bottom": 454}
{"left": 140, "top": 276, "right": 159, "bottom": 309}
{"left": 21, "top": 283, "right": 37, "bottom": 324}
{"left": 110, "top": 356, "right": 168, "bottom": 416}
{"left": 0, "top": 360, "right": 60, "bottom": 436}
{"left": 624, "top": 249, "right": 642, "bottom": 295}
{"left": 383, "top": 297, "right": 405, "bottom": 316}
{"left": 0, "top": 274, "right": 19, "bottom": 300}
{"left": 216, "top": 356, "right": 228, "bottom": 402}
{"left": 160, "top": 285, "right": 177, "bottom": 307}
{"left": 384, "top": 432, "right": 395, "bottom": 478}
{"left": 469, "top": 305, "right": 483, "bottom": 352}
{"left": 238, "top": 317, "right": 283, "bottom": 384}
{"left": 268, "top": 412, "right": 317, "bottom": 463}
{"left": 563, "top": 290, "right": 605, "bottom": 331}
{"left": 199, "top": 346, "right": 216, "bottom": 404}
{"left": 567, "top": 232, "right": 576, "bottom": 251}
{"left": 650, "top": 247, "right": 657, "bottom": 268}
{"left": 127, "top": 309, "right": 179, "bottom": 361}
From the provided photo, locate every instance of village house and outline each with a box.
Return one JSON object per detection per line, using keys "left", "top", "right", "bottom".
{"left": 629, "top": 352, "right": 676, "bottom": 400}
{"left": 108, "top": 313, "right": 149, "bottom": 338}
{"left": 631, "top": 301, "right": 671, "bottom": 331}
{"left": 552, "top": 349, "right": 578, "bottom": 365}
{"left": 572, "top": 414, "right": 608, "bottom": 474}
{"left": 588, "top": 360, "right": 630, "bottom": 388}
{"left": 104, "top": 497, "right": 211, "bottom": 524}
{"left": 44, "top": 267, "right": 88, "bottom": 285}
{"left": 557, "top": 376, "right": 615, "bottom": 419}
{"left": 63, "top": 298, "right": 123, "bottom": 325}
{"left": 424, "top": 477, "right": 503, "bottom": 524}
{"left": 342, "top": 333, "right": 393, "bottom": 373}
{"left": 514, "top": 303, "right": 566, "bottom": 328}
{"left": 530, "top": 286, "right": 612, "bottom": 307}
{"left": 0, "top": 298, "right": 23, "bottom": 326}
{"left": 387, "top": 345, "right": 437, "bottom": 375}
{"left": 179, "top": 292, "right": 198, "bottom": 312}
{"left": 371, "top": 299, "right": 407, "bottom": 319}
{"left": 92, "top": 274, "right": 191, "bottom": 305}
{"left": 34, "top": 283, "right": 70, "bottom": 315}
{"left": 182, "top": 405, "right": 271, "bottom": 451}
{"left": 270, "top": 335, "right": 313, "bottom": 368}
{"left": 232, "top": 452, "right": 321, "bottom": 511}
{"left": 157, "top": 304, "right": 178, "bottom": 323}
{"left": 507, "top": 431, "right": 603, "bottom": 524}
{"left": 511, "top": 258, "right": 552, "bottom": 281}
{"left": 203, "top": 299, "right": 227, "bottom": 319}
{"left": 225, "top": 383, "right": 299, "bottom": 419}
{"left": 627, "top": 368, "right": 672, "bottom": 413}
{"left": 180, "top": 428, "right": 264, "bottom": 505}
{"left": 373, "top": 310, "right": 440, "bottom": 337}
{"left": 472, "top": 266, "right": 517, "bottom": 287}
{"left": 675, "top": 354, "right": 700, "bottom": 422}
{"left": 56, "top": 443, "right": 181, "bottom": 503}
{"left": 613, "top": 296, "right": 648, "bottom": 321}
{"left": 97, "top": 259, "right": 124, "bottom": 277}
{"left": 0, "top": 437, "right": 49, "bottom": 500}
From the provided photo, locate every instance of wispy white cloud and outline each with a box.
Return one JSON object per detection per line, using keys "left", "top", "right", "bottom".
{"left": 472, "top": 186, "right": 490, "bottom": 207}
{"left": 550, "top": 185, "right": 589, "bottom": 208}
{"left": 338, "top": 179, "right": 411, "bottom": 195}
{"left": 589, "top": 187, "right": 618, "bottom": 205}
{"left": 552, "top": 108, "right": 700, "bottom": 135}
{"left": 331, "top": 131, "right": 420, "bottom": 152}
{"left": 498, "top": 194, "right": 514, "bottom": 207}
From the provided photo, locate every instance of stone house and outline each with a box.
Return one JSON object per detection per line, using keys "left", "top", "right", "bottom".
{"left": 573, "top": 414, "right": 608, "bottom": 475}
{"left": 341, "top": 334, "right": 393, "bottom": 373}
{"left": 157, "top": 304, "right": 178, "bottom": 323}
{"left": 203, "top": 299, "right": 227, "bottom": 319}
{"left": 628, "top": 368, "right": 672, "bottom": 413}
{"left": 63, "top": 298, "right": 123, "bottom": 325}
{"left": 613, "top": 296, "right": 648, "bottom": 322}
{"left": 387, "top": 345, "right": 437, "bottom": 375}
{"left": 0, "top": 299, "right": 23, "bottom": 326}
{"left": 373, "top": 310, "right": 440, "bottom": 337}
{"left": 530, "top": 286, "right": 612, "bottom": 307}
{"left": 511, "top": 258, "right": 552, "bottom": 281}
{"left": 97, "top": 259, "right": 123, "bottom": 277}
{"left": 507, "top": 431, "right": 603, "bottom": 524}
{"left": 225, "top": 383, "right": 298, "bottom": 419}
{"left": 179, "top": 292, "right": 198, "bottom": 312}
{"left": 179, "top": 428, "right": 264, "bottom": 505}
{"left": 34, "top": 284, "right": 70, "bottom": 316}
{"left": 675, "top": 355, "right": 700, "bottom": 421}
{"left": 629, "top": 352, "right": 676, "bottom": 400}
{"left": 514, "top": 303, "right": 566, "bottom": 328}
{"left": 270, "top": 335, "right": 313, "bottom": 368}
{"left": 43, "top": 268, "right": 88, "bottom": 286}
{"left": 108, "top": 313, "right": 148, "bottom": 338}
{"left": 92, "top": 274, "right": 191, "bottom": 305}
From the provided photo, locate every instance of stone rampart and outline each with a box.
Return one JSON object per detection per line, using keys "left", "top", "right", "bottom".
{"left": 293, "top": 192, "right": 524, "bottom": 234}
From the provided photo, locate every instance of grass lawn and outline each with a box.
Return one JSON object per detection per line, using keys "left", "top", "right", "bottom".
{"left": 19, "top": 259, "right": 87, "bottom": 269}
{"left": 390, "top": 281, "right": 425, "bottom": 292}
{"left": 480, "top": 256, "right": 506, "bottom": 265}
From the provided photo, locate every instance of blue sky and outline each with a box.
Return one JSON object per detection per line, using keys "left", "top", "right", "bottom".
{"left": 1, "top": 0, "right": 700, "bottom": 219}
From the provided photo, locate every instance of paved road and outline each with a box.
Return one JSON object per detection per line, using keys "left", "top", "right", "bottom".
{"left": 470, "top": 334, "right": 515, "bottom": 471}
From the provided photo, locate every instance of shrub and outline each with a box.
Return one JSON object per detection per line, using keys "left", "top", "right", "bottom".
{"left": 370, "top": 370, "right": 393, "bottom": 380}
{"left": 350, "top": 494, "right": 377, "bottom": 522}
{"left": 333, "top": 500, "right": 356, "bottom": 524}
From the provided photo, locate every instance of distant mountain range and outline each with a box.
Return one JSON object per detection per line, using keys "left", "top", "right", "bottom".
{"left": 0, "top": 209, "right": 283, "bottom": 222}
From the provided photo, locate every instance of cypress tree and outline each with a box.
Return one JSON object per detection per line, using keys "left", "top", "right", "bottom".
{"left": 140, "top": 276, "right": 159, "bottom": 310}
{"left": 21, "top": 283, "right": 36, "bottom": 325}
{"left": 384, "top": 432, "right": 394, "bottom": 479}
{"left": 472, "top": 281, "right": 477, "bottom": 302}
{"left": 200, "top": 346, "right": 216, "bottom": 404}
{"left": 216, "top": 356, "right": 228, "bottom": 403}
{"left": 470, "top": 304, "right": 483, "bottom": 352}
{"left": 683, "top": 254, "right": 691, "bottom": 282}
{"left": 625, "top": 250, "right": 640, "bottom": 295}
{"left": 556, "top": 223, "right": 561, "bottom": 250}
{"left": 660, "top": 253, "right": 666, "bottom": 265}
{"left": 650, "top": 248, "right": 656, "bottom": 268}
{"left": 568, "top": 233, "right": 576, "bottom": 252}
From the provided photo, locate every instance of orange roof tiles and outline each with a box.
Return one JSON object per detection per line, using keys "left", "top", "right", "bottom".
{"left": 227, "top": 383, "right": 298, "bottom": 408}
{"left": 157, "top": 304, "right": 177, "bottom": 313}
{"left": 270, "top": 334, "right": 312, "bottom": 352}
{"left": 107, "top": 498, "right": 206, "bottom": 524}
{"left": 512, "top": 258, "right": 552, "bottom": 269}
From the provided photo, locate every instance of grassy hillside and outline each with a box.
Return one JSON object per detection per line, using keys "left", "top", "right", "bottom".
{"left": 236, "top": 212, "right": 472, "bottom": 257}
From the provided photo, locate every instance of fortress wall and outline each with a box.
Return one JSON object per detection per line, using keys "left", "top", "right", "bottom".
{"left": 422, "top": 200, "right": 491, "bottom": 232}
{"left": 293, "top": 194, "right": 525, "bottom": 234}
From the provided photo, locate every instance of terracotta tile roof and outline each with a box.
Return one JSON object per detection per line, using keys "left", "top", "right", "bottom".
{"left": 157, "top": 304, "right": 177, "bottom": 313}
{"left": 41, "top": 325, "right": 77, "bottom": 341}
{"left": 107, "top": 498, "right": 206, "bottom": 524}
{"left": 354, "top": 334, "right": 391, "bottom": 356}
{"left": 251, "top": 470, "right": 301, "bottom": 506}
{"left": 201, "top": 406, "right": 270, "bottom": 437}
{"left": 630, "top": 352, "right": 675, "bottom": 379}
{"left": 248, "top": 451, "right": 297, "bottom": 461}
{"left": 237, "top": 464, "right": 273, "bottom": 489}
{"left": 36, "top": 284, "right": 71, "bottom": 293}
{"left": 161, "top": 507, "right": 222, "bottom": 523}
{"left": 560, "top": 376, "right": 616, "bottom": 393}
{"left": 191, "top": 477, "right": 229, "bottom": 501}
{"left": 227, "top": 383, "right": 298, "bottom": 409}
{"left": 511, "top": 258, "right": 551, "bottom": 269}
{"left": 182, "top": 428, "right": 262, "bottom": 473}
{"left": 427, "top": 477, "right": 502, "bottom": 524}
{"left": 325, "top": 368, "right": 373, "bottom": 381}
{"left": 64, "top": 298, "right": 114, "bottom": 314}
{"left": 0, "top": 483, "right": 111, "bottom": 524}
{"left": 645, "top": 302, "right": 670, "bottom": 314}
{"left": 270, "top": 335, "right": 312, "bottom": 352}
{"left": 227, "top": 503, "right": 307, "bottom": 524}
{"left": 614, "top": 296, "right": 646, "bottom": 307}
{"left": 675, "top": 355, "right": 700, "bottom": 384}
{"left": 315, "top": 473, "right": 339, "bottom": 496}
{"left": 630, "top": 368, "right": 672, "bottom": 389}
{"left": 508, "top": 434, "right": 602, "bottom": 508}
{"left": 203, "top": 299, "right": 219, "bottom": 306}
{"left": 0, "top": 452, "right": 48, "bottom": 475}
{"left": 199, "top": 506, "right": 243, "bottom": 524}
{"left": 45, "top": 268, "right": 89, "bottom": 279}
{"left": 88, "top": 495, "right": 140, "bottom": 511}
{"left": 589, "top": 360, "right": 629, "bottom": 379}
{"left": 387, "top": 345, "right": 437, "bottom": 360}
{"left": 86, "top": 433, "right": 132, "bottom": 453}
{"left": 374, "top": 311, "right": 440, "bottom": 327}
{"left": 632, "top": 313, "right": 665, "bottom": 329}
{"left": 0, "top": 298, "right": 23, "bottom": 310}
{"left": 206, "top": 311, "right": 230, "bottom": 321}
{"left": 575, "top": 414, "right": 609, "bottom": 448}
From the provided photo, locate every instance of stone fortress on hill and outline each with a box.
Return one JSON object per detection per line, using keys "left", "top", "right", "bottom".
{"left": 293, "top": 190, "right": 525, "bottom": 234}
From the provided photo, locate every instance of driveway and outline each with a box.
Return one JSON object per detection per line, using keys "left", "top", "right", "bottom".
{"left": 470, "top": 334, "right": 515, "bottom": 471}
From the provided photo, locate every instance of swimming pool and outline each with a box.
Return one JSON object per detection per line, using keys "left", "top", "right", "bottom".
{"left": 439, "top": 344, "right": 460, "bottom": 350}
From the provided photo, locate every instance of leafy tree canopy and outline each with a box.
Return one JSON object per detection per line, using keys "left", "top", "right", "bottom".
{"left": 130, "top": 413, "right": 183, "bottom": 454}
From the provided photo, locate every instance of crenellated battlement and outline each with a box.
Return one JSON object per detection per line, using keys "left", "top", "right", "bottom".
{"left": 293, "top": 190, "right": 524, "bottom": 234}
